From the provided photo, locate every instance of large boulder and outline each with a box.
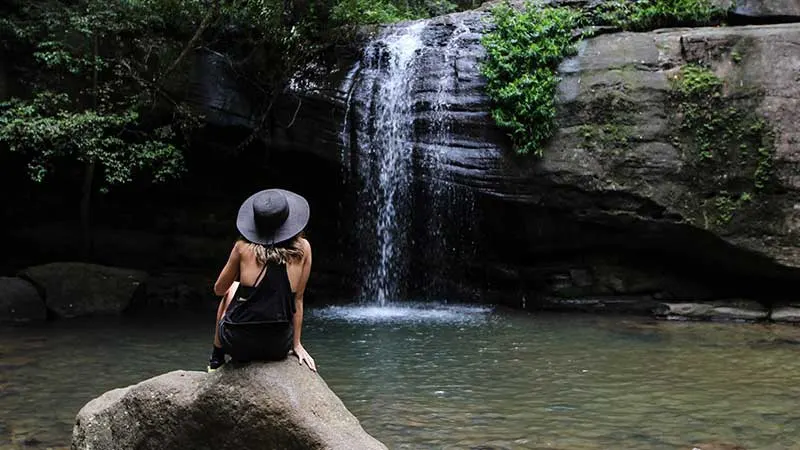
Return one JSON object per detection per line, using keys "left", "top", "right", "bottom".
{"left": 72, "top": 361, "right": 387, "bottom": 450}
{"left": 729, "top": 0, "right": 800, "bottom": 20}
{"left": 20, "top": 262, "right": 147, "bottom": 318}
{"left": 0, "top": 277, "right": 46, "bottom": 323}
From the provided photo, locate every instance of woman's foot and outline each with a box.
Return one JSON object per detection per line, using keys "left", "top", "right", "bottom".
{"left": 207, "top": 346, "right": 226, "bottom": 373}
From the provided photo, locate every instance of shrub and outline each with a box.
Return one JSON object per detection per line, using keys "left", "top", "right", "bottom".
{"left": 480, "top": 3, "right": 582, "bottom": 155}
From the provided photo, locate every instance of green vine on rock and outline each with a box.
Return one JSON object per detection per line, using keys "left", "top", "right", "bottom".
{"left": 480, "top": 2, "right": 581, "bottom": 156}
{"left": 481, "top": 0, "right": 731, "bottom": 156}
{"left": 592, "top": 0, "right": 729, "bottom": 31}
{"left": 670, "top": 64, "right": 776, "bottom": 228}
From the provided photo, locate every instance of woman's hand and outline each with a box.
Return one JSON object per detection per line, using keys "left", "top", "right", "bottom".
{"left": 292, "top": 343, "right": 316, "bottom": 371}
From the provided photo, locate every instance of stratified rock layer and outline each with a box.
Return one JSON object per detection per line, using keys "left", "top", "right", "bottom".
{"left": 268, "top": 6, "right": 800, "bottom": 309}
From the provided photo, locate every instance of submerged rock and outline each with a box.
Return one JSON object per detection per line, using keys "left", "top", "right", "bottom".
{"left": 656, "top": 301, "right": 768, "bottom": 321}
{"left": 769, "top": 306, "right": 800, "bottom": 323}
{"left": 72, "top": 360, "right": 387, "bottom": 450}
{"left": 19, "top": 262, "right": 147, "bottom": 319}
{"left": 0, "top": 277, "right": 46, "bottom": 323}
{"left": 689, "top": 443, "right": 747, "bottom": 450}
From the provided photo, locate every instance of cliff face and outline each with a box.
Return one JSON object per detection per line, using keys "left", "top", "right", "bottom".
{"left": 479, "top": 22, "right": 800, "bottom": 309}
{"left": 253, "top": 1, "right": 800, "bottom": 310}
{"left": 10, "top": 1, "right": 788, "bottom": 312}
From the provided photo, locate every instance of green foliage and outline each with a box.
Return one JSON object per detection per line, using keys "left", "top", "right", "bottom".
{"left": 713, "top": 191, "right": 753, "bottom": 226}
{"left": 481, "top": 2, "right": 582, "bottom": 155}
{"left": 331, "top": 0, "right": 458, "bottom": 25}
{"left": 580, "top": 123, "right": 633, "bottom": 151}
{"left": 481, "top": 0, "right": 730, "bottom": 156}
{"left": 0, "top": 92, "right": 184, "bottom": 188}
{"left": 0, "top": 0, "right": 206, "bottom": 191}
{"left": 593, "top": 0, "right": 729, "bottom": 31}
{"left": 2, "top": 0, "right": 470, "bottom": 194}
{"left": 332, "top": 0, "right": 416, "bottom": 24}
{"left": 670, "top": 64, "right": 776, "bottom": 228}
{"left": 674, "top": 64, "right": 724, "bottom": 99}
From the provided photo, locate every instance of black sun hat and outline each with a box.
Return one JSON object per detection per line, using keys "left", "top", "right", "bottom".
{"left": 236, "top": 189, "right": 309, "bottom": 245}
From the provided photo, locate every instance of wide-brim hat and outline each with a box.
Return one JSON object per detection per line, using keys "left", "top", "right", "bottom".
{"left": 236, "top": 189, "right": 309, "bottom": 245}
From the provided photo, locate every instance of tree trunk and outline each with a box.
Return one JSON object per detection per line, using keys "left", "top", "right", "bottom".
{"left": 80, "top": 159, "right": 96, "bottom": 257}
{"left": 159, "top": 1, "right": 220, "bottom": 84}
{"left": 81, "top": 34, "right": 100, "bottom": 258}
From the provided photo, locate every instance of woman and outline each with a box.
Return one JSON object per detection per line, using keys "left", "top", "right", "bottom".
{"left": 208, "top": 188, "right": 316, "bottom": 372}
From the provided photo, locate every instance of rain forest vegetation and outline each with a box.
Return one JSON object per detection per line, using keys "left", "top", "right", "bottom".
{"left": 593, "top": 0, "right": 729, "bottom": 31}
{"left": 332, "top": 0, "right": 462, "bottom": 24}
{"left": 0, "top": 0, "right": 325, "bottom": 249}
{"left": 0, "top": 0, "right": 474, "bottom": 190}
{"left": 0, "top": 0, "right": 471, "bottom": 250}
{"left": 480, "top": 4, "right": 581, "bottom": 156}
{"left": 481, "top": 0, "right": 731, "bottom": 156}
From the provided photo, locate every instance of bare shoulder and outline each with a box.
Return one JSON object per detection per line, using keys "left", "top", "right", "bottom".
{"left": 233, "top": 239, "right": 246, "bottom": 254}
{"left": 298, "top": 237, "right": 312, "bottom": 254}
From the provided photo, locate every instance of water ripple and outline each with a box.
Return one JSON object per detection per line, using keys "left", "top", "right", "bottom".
{"left": 310, "top": 303, "right": 494, "bottom": 324}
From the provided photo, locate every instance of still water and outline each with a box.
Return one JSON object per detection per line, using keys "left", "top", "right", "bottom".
{"left": 2, "top": 304, "right": 800, "bottom": 449}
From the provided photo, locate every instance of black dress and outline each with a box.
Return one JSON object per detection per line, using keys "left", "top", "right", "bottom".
{"left": 218, "top": 263, "right": 295, "bottom": 361}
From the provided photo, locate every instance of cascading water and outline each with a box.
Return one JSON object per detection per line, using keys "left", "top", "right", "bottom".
{"left": 346, "top": 21, "right": 426, "bottom": 305}
{"left": 421, "top": 19, "right": 477, "bottom": 298}
{"left": 341, "top": 16, "right": 480, "bottom": 305}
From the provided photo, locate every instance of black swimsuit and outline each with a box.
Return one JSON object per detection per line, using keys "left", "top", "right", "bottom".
{"left": 218, "top": 263, "right": 295, "bottom": 361}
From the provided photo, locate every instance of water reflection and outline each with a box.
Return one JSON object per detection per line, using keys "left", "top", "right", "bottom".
{"left": 311, "top": 303, "right": 493, "bottom": 324}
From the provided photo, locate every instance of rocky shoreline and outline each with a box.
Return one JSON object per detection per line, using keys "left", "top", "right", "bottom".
{"left": 3, "top": 261, "right": 800, "bottom": 324}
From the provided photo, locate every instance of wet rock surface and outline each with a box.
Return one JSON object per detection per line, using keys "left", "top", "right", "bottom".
{"left": 0, "top": 277, "right": 45, "bottom": 323}
{"left": 282, "top": 15, "right": 800, "bottom": 310}
{"left": 656, "top": 301, "right": 769, "bottom": 321}
{"left": 19, "top": 262, "right": 147, "bottom": 319}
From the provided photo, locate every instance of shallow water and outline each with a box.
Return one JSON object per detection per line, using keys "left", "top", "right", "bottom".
{"left": 2, "top": 304, "right": 800, "bottom": 449}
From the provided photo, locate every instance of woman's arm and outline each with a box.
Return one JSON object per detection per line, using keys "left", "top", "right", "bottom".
{"left": 213, "top": 241, "right": 241, "bottom": 296}
{"left": 292, "top": 238, "right": 315, "bottom": 371}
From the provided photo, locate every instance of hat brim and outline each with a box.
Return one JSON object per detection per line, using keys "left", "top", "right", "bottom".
{"left": 236, "top": 189, "right": 309, "bottom": 245}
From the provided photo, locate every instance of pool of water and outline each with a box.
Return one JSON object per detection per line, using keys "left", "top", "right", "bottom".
{"left": 2, "top": 304, "right": 800, "bottom": 449}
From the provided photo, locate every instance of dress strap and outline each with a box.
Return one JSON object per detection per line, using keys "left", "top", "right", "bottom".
{"left": 253, "top": 262, "right": 269, "bottom": 287}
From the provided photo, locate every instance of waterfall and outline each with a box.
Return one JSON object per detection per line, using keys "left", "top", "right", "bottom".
{"left": 342, "top": 16, "right": 478, "bottom": 305}
{"left": 345, "top": 21, "right": 426, "bottom": 305}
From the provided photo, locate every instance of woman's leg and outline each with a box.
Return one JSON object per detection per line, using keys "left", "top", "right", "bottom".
{"left": 209, "top": 282, "right": 238, "bottom": 371}
{"left": 213, "top": 295, "right": 226, "bottom": 348}
{"left": 213, "top": 281, "right": 239, "bottom": 346}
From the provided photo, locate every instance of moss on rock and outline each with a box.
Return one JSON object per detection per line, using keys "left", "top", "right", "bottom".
{"left": 669, "top": 64, "right": 776, "bottom": 229}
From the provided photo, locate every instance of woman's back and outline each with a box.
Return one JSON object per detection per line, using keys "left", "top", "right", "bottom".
{"left": 210, "top": 188, "right": 315, "bottom": 371}
{"left": 236, "top": 238, "right": 310, "bottom": 292}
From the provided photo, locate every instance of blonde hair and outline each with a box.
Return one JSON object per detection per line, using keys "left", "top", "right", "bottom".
{"left": 244, "top": 234, "right": 304, "bottom": 266}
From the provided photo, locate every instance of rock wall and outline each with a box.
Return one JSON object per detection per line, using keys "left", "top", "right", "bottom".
{"left": 730, "top": 0, "right": 800, "bottom": 20}
{"left": 7, "top": 1, "right": 799, "bottom": 314}
{"left": 265, "top": 2, "right": 800, "bottom": 311}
